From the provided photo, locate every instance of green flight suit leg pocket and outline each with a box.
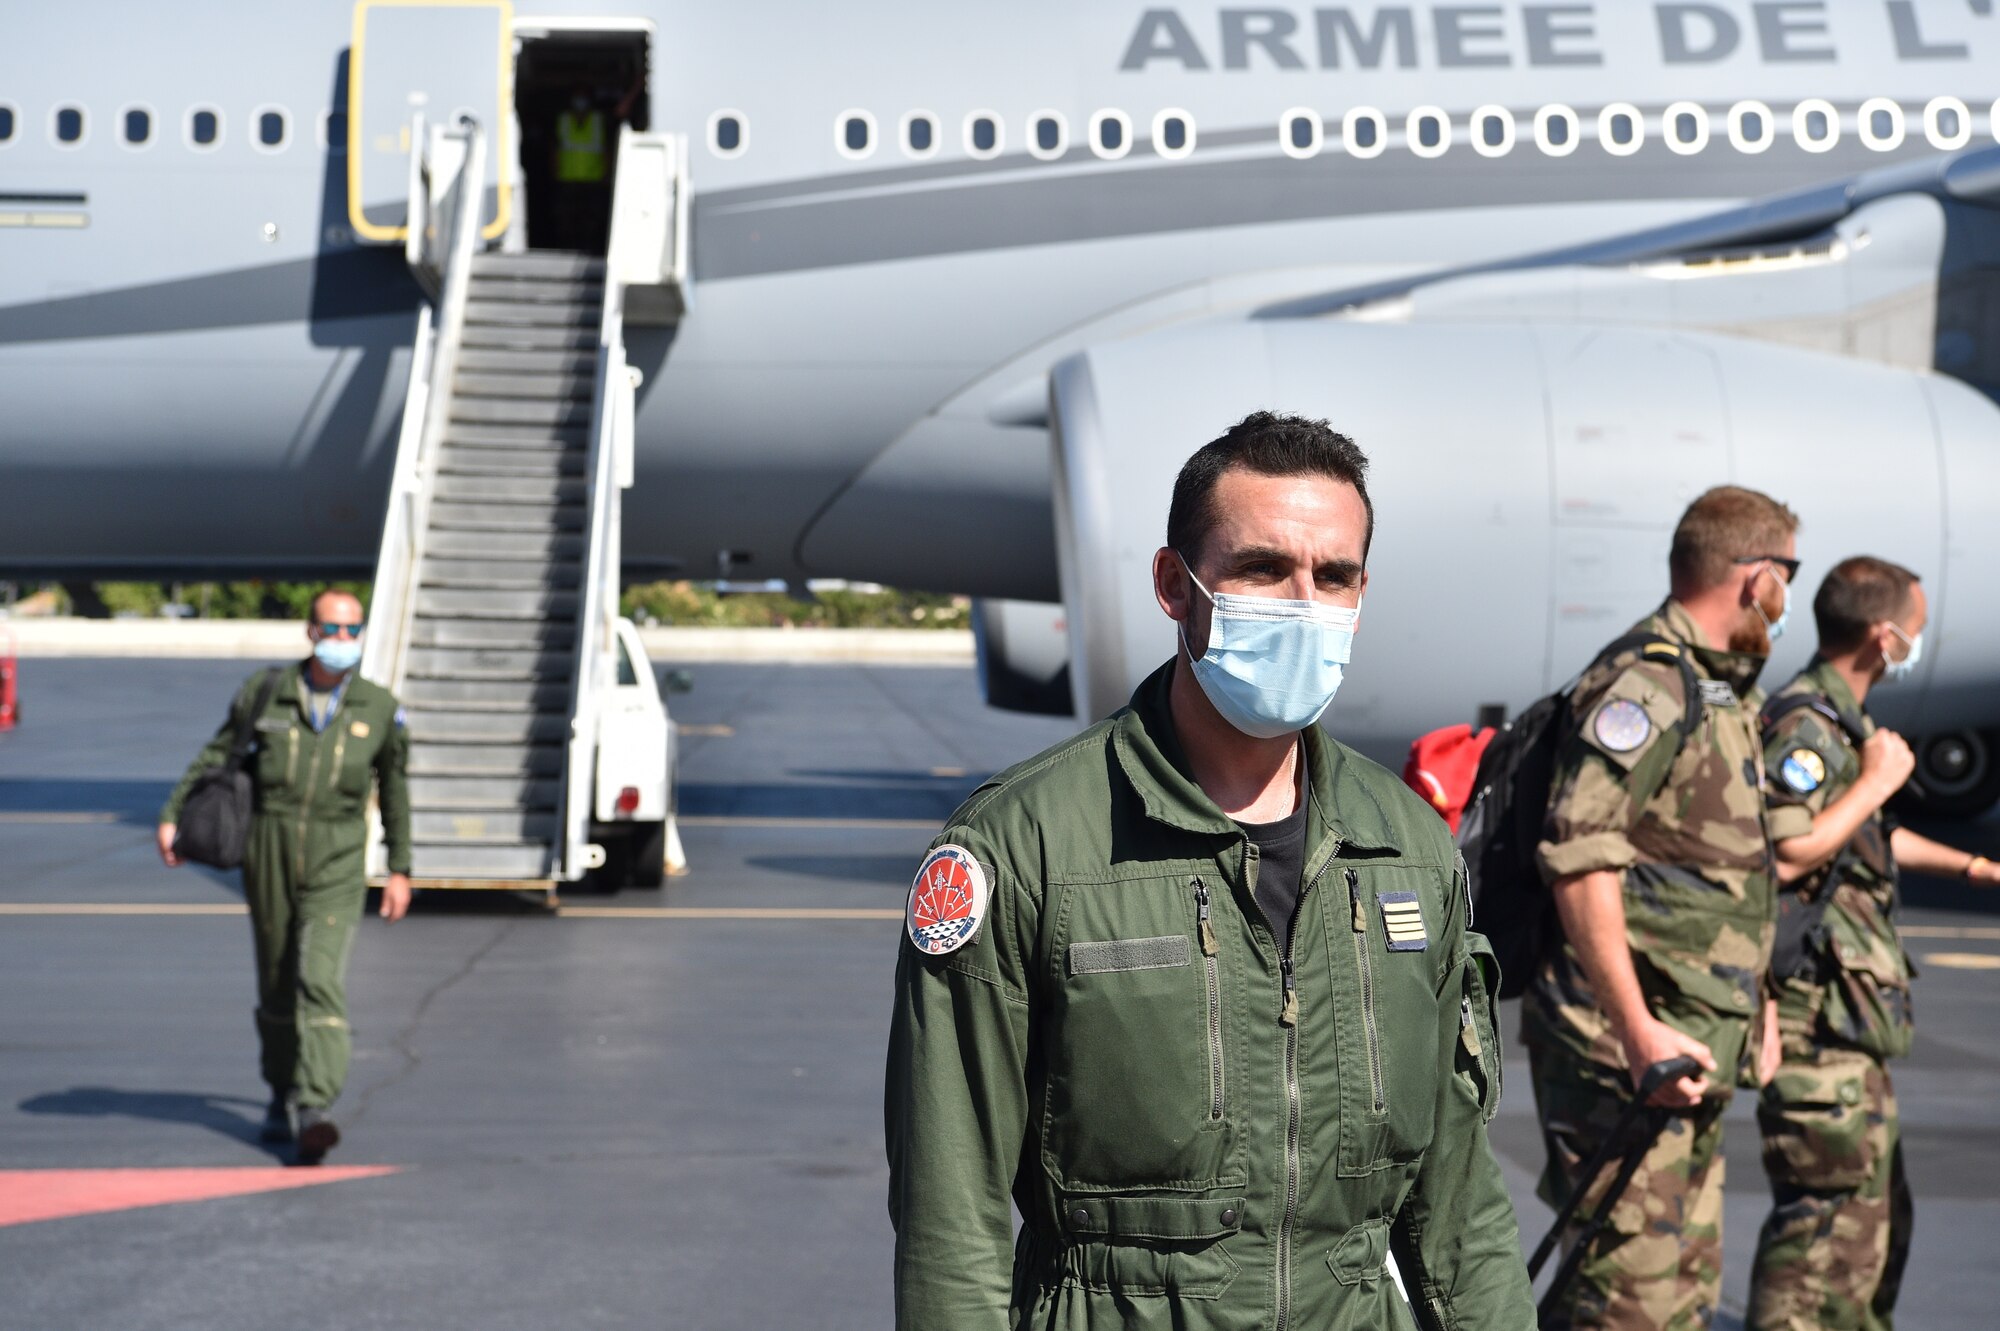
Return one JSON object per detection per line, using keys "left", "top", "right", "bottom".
{"left": 294, "top": 894, "right": 363, "bottom": 1107}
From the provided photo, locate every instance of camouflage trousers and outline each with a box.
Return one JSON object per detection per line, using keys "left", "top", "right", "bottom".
{"left": 1529, "top": 1044, "right": 1728, "bottom": 1331}
{"left": 1748, "top": 1045, "right": 1911, "bottom": 1331}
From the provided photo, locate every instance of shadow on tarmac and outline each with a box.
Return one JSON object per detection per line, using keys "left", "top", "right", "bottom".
{"left": 18, "top": 1087, "right": 288, "bottom": 1161}
{"left": 0, "top": 777, "right": 169, "bottom": 828}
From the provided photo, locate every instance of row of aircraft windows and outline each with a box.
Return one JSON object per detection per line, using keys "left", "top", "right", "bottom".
{"left": 708, "top": 97, "right": 1998, "bottom": 162}
{"left": 0, "top": 103, "right": 306, "bottom": 152}
{"left": 4, "top": 97, "right": 1986, "bottom": 162}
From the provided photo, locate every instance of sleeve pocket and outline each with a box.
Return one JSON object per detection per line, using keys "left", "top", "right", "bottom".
{"left": 1458, "top": 931, "right": 1504, "bottom": 1122}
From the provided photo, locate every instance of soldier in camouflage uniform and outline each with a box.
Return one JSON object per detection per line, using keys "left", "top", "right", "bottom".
{"left": 1748, "top": 557, "right": 2000, "bottom": 1331}
{"left": 1526, "top": 486, "right": 1799, "bottom": 1331}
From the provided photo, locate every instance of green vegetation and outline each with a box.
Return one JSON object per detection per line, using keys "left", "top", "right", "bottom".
{"left": 10, "top": 580, "right": 963, "bottom": 629}
{"left": 49, "top": 581, "right": 374, "bottom": 620}
{"left": 621, "top": 582, "right": 968, "bottom": 629}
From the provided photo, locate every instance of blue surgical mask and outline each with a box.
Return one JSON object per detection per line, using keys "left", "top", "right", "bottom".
{"left": 313, "top": 636, "right": 363, "bottom": 674}
{"left": 1883, "top": 624, "right": 1923, "bottom": 683}
{"left": 1754, "top": 570, "right": 1791, "bottom": 643}
{"left": 1178, "top": 555, "right": 1359, "bottom": 740}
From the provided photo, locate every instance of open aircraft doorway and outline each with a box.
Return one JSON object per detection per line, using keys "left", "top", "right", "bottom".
{"left": 512, "top": 20, "right": 652, "bottom": 256}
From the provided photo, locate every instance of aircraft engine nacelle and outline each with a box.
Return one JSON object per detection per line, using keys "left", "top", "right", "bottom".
{"left": 971, "top": 598, "right": 1073, "bottom": 717}
{"left": 1050, "top": 321, "right": 2000, "bottom": 779}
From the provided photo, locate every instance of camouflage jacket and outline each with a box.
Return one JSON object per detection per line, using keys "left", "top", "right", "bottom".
{"left": 1763, "top": 660, "right": 1914, "bottom": 1061}
{"left": 1526, "top": 600, "right": 1777, "bottom": 1089}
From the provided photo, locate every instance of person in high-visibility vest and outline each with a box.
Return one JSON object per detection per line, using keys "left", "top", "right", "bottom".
{"left": 556, "top": 92, "right": 607, "bottom": 185}
{"left": 549, "top": 79, "right": 642, "bottom": 252}
{"left": 551, "top": 86, "right": 610, "bottom": 251}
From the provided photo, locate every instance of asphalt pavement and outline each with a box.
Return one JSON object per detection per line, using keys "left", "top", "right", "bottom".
{"left": 2, "top": 656, "right": 1997, "bottom": 1328}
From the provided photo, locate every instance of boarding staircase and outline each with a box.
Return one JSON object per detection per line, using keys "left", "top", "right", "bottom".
{"left": 361, "top": 114, "right": 687, "bottom": 893}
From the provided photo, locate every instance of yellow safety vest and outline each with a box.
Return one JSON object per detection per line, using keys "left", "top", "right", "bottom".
{"left": 556, "top": 110, "right": 606, "bottom": 183}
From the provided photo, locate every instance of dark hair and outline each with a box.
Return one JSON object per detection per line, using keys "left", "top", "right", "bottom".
{"left": 1165, "top": 412, "right": 1374, "bottom": 565}
{"left": 1668, "top": 485, "right": 1800, "bottom": 590}
{"left": 1814, "top": 556, "right": 1920, "bottom": 653}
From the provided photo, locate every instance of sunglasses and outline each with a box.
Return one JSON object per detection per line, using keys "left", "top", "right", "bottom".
{"left": 314, "top": 623, "right": 364, "bottom": 638}
{"left": 1734, "top": 555, "right": 1801, "bottom": 583}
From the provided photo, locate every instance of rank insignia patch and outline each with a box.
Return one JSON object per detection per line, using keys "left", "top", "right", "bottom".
{"left": 1378, "top": 890, "right": 1428, "bottom": 952}
{"left": 907, "top": 844, "right": 989, "bottom": 957}
{"left": 1696, "top": 679, "right": 1739, "bottom": 708}
{"left": 1592, "top": 698, "right": 1653, "bottom": 753}
{"left": 1780, "top": 748, "right": 1827, "bottom": 794}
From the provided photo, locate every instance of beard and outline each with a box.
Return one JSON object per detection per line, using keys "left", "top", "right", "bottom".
{"left": 1727, "top": 616, "right": 1771, "bottom": 656}
{"left": 1727, "top": 581, "right": 1785, "bottom": 656}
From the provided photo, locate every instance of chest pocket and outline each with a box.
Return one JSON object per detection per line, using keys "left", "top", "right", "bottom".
{"left": 1042, "top": 871, "right": 1242, "bottom": 1194}
{"left": 1321, "top": 864, "right": 1443, "bottom": 1176}
{"left": 252, "top": 718, "right": 297, "bottom": 793}
{"left": 334, "top": 716, "right": 377, "bottom": 797}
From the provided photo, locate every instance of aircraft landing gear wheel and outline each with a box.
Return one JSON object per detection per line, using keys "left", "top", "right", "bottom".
{"left": 1908, "top": 729, "right": 2000, "bottom": 817}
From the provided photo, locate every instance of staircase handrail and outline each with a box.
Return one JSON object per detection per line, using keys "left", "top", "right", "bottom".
{"left": 561, "top": 146, "right": 651, "bottom": 879}
{"left": 359, "top": 114, "right": 486, "bottom": 877}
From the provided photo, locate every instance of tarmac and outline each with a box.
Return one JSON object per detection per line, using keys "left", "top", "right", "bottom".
{"left": 2, "top": 655, "right": 1997, "bottom": 1328}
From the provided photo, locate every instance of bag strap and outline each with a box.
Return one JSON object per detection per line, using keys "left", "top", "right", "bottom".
{"left": 1592, "top": 632, "right": 1704, "bottom": 739}
{"left": 224, "top": 667, "right": 284, "bottom": 772}
{"left": 1578, "top": 632, "right": 1704, "bottom": 814}
{"left": 1760, "top": 689, "right": 1877, "bottom": 906}
{"left": 1760, "top": 690, "right": 1868, "bottom": 748}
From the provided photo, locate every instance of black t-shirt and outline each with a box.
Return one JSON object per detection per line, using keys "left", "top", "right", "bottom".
{"left": 1238, "top": 797, "right": 1309, "bottom": 956}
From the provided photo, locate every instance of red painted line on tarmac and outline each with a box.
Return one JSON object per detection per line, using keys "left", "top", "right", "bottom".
{"left": 0, "top": 1166, "right": 400, "bottom": 1227}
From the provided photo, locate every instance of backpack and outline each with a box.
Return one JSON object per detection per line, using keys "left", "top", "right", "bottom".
{"left": 1402, "top": 723, "right": 1497, "bottom": 835}
{"left": 1760, "top": 692, "right": 1876, "bottom": 982}
{"left": 1455, "top": 634, "right": 1702, "bottom": 998}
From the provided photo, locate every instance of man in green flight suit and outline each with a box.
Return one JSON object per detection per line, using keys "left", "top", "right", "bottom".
{"left": 1749, "top": 556, "right": 2000, "bottom": 1331}
{"left": 886, "top": 413, "right": 1534, "bottom": 1330}
{"left": 158, "top": 589, "right": 412, "bottom": 1164}
{"left": 1528, "top": 485, "right": 1798, "bottom": 1330}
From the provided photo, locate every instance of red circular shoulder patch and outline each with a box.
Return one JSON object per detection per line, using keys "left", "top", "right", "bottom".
{"left": 906, "top": 845, "right": 989, "bottom": 957}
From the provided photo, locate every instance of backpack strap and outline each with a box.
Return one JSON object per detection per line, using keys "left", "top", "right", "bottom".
{"left": 1759, "top": 690, "right": 1868, "bottom": 748}
{"left": 225, "top": 667, "right": 284, "bottom": 773}
{"left": 1574, "top": 632, "right": 1704, "bottom": 813}
{"left": 1590, "top": 631, "right": 1704, "bottom": 738}
{"left": 1759, "top": 688, "right": 1876, "bottom": 942}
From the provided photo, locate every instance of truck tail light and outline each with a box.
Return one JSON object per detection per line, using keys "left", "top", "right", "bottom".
{"left": 615, "top": 786, "right": 641, "bottom": 816}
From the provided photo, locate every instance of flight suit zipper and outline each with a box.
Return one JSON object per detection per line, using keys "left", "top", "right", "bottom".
{"left": 296, "top": 729, "right": 323, "bottom": 883}
{"left": 1348, "top": 867, "right": 1385, "bottom": 1114}
{"left": 294, "top": 720, "right": 347, "bottom": 884}
{"left": 1275, "top": 853, "right": 1335, "bottom": 1331}
{"left": 1192, "top": 877, "right": 1224, "bottom": 1121}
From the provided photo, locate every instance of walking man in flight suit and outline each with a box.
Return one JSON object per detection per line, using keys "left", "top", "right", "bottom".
{"left": 159, "top": 589, "right": 412, "bottom": 1164}
{"left": 886, "top": 412, "right": 1533, "bottom": 1330}
{"left": 1749, "top": 556, "right": 2000, "bottom": 1331}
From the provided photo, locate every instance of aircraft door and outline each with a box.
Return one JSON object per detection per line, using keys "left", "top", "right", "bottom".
{"left": 1542, "top": 328, "right": 1731, "bottom": 680}
{"left": 348, "top": 0, "right": 513, "bottom": 243}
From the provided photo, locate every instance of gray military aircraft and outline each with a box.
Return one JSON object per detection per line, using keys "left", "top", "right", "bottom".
{"left": 3, "top": 0, "right": 1999, "bottom": 813}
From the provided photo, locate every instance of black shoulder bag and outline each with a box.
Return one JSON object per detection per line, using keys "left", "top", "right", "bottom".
{"left": 173, "top": 667, "right": 283, "bottom": 870}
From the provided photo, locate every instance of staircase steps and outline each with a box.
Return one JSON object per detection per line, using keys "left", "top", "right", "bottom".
{"left": 394, "top": 249, "right": 607, "bottom": 885}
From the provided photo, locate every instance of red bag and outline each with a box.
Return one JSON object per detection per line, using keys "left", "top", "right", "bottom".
{"left": 1402, "top": 724, "right": 1496, "bottom": 835}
